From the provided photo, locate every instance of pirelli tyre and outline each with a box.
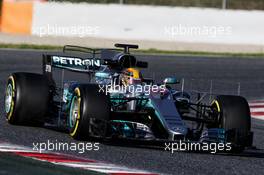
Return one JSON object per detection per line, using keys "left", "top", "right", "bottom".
{"left": 5, "top": 73, "right": 50, "bottom": 125}
{"left": 69, "top": 84, "right": 110, "bottom": 140}
{"left": 212, "top": 95, "right": 252, "bottom": 152}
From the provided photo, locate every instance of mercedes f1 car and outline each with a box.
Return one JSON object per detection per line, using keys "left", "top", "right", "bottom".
{"left": 4, "top": 44, "right": 253, "bottom": 152}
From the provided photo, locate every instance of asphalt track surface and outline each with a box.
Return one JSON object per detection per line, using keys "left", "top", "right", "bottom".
{"left": 0, "top": 49, "right": 264, "bottom": 175}
{"left": 0, "top": 153, "right": 101, "bottom": 175}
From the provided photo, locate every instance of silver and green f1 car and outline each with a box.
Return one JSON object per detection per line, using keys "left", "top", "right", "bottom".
{"left": 4, "top": 44, "right": 253, "bottom": 152}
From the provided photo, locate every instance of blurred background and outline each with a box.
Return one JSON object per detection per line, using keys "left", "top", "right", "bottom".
{"left": 52, "top": 0, "right": 264, "bottom": 10}
{"left": 0, "top": 0, "right": 263, "bottom": 53}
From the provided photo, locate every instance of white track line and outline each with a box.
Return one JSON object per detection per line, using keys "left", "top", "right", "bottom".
{"left": 250, "top": 108, "right": 264, "bottom": 112}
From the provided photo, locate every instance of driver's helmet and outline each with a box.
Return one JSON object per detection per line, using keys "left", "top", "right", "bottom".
{"left": 120, "top": 68, "right": 142, "bottom": 86}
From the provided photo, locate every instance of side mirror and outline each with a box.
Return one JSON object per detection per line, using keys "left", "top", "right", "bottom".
{"left": 95, "top": 72, "right": 111, "bottom": 79}
{"left": 163, "top": 77, "right": 180, "bottom": 84}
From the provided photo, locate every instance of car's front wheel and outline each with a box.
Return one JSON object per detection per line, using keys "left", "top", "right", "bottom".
{"left": 69, "top": 84, "right": 110, "bottom": 140}
{"left": 212, "top": 95, "right": 253, "bottom": 152}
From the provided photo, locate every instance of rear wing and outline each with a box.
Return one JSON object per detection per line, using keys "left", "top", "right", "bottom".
{"left": 43, "top": 45, "right": 111, "bottom": 74}
{"left": 42, "top": 44, "right": 148, "bottom": 79}
{"left": 61, "top": 44, "right": 148, "bottom": 69}
{"left": 43, "top": 54, "right": 101, "bottom": 73}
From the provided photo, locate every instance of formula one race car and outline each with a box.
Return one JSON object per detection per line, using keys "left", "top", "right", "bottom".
{"left": 4, "top": 44, "right": 253, "bottom": 152}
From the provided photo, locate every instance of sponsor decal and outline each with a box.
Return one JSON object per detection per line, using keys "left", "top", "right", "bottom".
{"left": 52, "top": 56, "right": 101, "bottom": 71}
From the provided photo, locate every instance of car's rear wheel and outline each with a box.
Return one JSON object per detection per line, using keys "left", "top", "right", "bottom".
{"left": 212, "top": 95, "right": 252, "bottom": 152}
{"left": 69, "top": 84, "right": 110, "bottom": 140}
{"left": 5, "top": 72, "right": 50, "bottom": 125}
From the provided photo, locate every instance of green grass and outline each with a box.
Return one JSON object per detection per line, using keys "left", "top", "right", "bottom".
{"left": 0, "top": 43, "right": 62, "bottom": 50}
{"left": 0, "top": 43, "right": 264, "bottom": 58}
{"left": 138, "top": 48, "right": 264, "bottom": 58}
